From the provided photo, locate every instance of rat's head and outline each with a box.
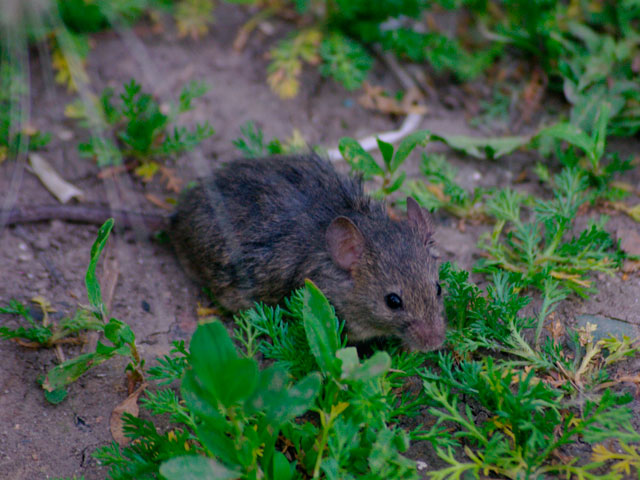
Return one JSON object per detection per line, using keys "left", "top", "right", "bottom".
{"left": 325, "top": 197, "right": 445, "bottom": 351}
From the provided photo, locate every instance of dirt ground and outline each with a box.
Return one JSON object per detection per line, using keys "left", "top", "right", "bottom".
{"left": 1, "top": 5, "right": 639, "bottom": 479}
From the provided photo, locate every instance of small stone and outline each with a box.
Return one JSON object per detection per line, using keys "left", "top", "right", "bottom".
{"left": 57, "top": 129, "right": 74, "bottom": 141}
{"left": 34, "top": 279, "right": 49, "bottom": 291}
{"left": 18, "top": 242, "right": 28, "bottom": 251}
{"left": 32, "top": 235, "right": 50, "bottom": 251}
{"left": 18, "top": 253, "right": 34, "bottom": 262}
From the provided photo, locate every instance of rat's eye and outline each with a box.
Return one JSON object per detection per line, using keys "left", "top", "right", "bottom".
{"left": 436, "top": 282, "right": 442, "bottom": 296}
{"left": 385, "top": 293, "right": 403, "bottom": 310}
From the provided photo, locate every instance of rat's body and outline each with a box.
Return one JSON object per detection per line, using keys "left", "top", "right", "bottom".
{"left": 4, "top": 154, "right": 445, "bottom": 350}
{"left": 172, "top": 154, "right": 445, "bottom": 350}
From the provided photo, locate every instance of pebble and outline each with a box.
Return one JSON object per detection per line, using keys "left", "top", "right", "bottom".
{"left": 32, "top": 235, "right": 50, "bottom": 251}
{"left": 34, "top": 279, "right": 49, "bottom": 291}
{"left": 57, "top": 129, "right": 74, "bottom": 141}
{"left": 17, "top": 242, "right": 34, "bottom": 261}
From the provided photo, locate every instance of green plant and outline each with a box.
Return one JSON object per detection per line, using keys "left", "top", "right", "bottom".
{"left": 73, "top": 78, "right": 214, "bottom": 180}
{"left": 538, "top": 103, "right": 633, "bottom": 196}
{"left": 420, "top": 357, "right": 638, "bottom": 479}
{"left": 267, "top": 29, "right": 323, "bottom": 99}
{"left": 0, "top": 219, "right": 143, "bottom": 404}
{"left": 232, "top": 121, "right": 284, "bottom": 158}
{"left": 338, "top": 136, "right": 412, "bottom": 197}
{"left": 0, "top": 299, "right": 102, "bottom": 347}
{"left": 476, "top": 168, "right": 623, "bottom": 297}
{"left": 417, "top": 262, "right": 640, "bottom": 478}
{"left": 319, "top": 32, "right": 373, "bottom": 90}
{"left": 97, "top": 281, "right": 423, "bottom": 479}
{"left": 558, "top": 21, "right": 640, "bottom": 137}
{"left": 403, "top": 153, "right": 489, "bottom": 219}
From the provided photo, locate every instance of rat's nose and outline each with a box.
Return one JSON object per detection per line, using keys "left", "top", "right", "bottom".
{"left": 405, "top": 319, "right": 446, "bottom": 351}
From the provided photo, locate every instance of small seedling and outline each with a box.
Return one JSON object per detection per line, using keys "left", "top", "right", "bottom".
{"left": 1, "top": 219, "right": 143, "bottom": 404}
{"left": 339, "top": 131, "right": 437, "bottom": 197}
{"left": 0, "top": 299, "right": 102, "bottom": 348}
{"left": 403, "top": 153, "right": 489, "bottom": 220}
{"left": 539, "top": 103, "right": 632, "bottom": 197}
{"left": 72, "top": 78, "right": 214, "bottom": 183}
{"left": 231, "top": 120, "right": 284, "bottom": 158}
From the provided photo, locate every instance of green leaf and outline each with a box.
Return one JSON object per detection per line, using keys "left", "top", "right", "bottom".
{"left": 592, "top": 102, "right": 611, "bottom": 163}
{"left": 337, "top": 348, "right": 391, "bottom": 382}
{"left": 181, "top": 372, "right": 229, "bottom": 425}
{"left": 42, "top": 349, "right": 117, "bottom": 392}
{"left": 338, "top": 137, "right": 384, "bottom": 177}
{"left": 246, "top": 366, "right": 321, "bottom": 425}
{"left": 302, "top": 280, "right": 341, "bottom": 376}
{"left": 319, "top": 32, "right": 373, "bottom": 91}
{"left": 384, "top": 171, "right": 406, "bottom": 194}
{"left": 85, "top": 218, "right": 114, "bottom": 319}
{"left": 538, "top": 123, "right": 594, "bottom": 156}
{"left": 103, "top": 318, "right": 135, "bottom": 346}
{"left": 190, "top": 321, "right": 237, "bottom": 372}
{"left": 270, "top": 451, "right": 296, "bottom": 480}
{"left": 392, "top": 130, "right": 432, "bottom": 171}
{"left": 160, "top": 455, "right": 240, "bottom": 480}
{"left": 435, "top": 134, "right": 532, "bottom": 160}
{"left": 44, "top": 388, "right": 68, "bottom": 404}
{"left": 376, "top": 137, "right": 394, "bottom": 170}
{"left": 189, "top": 321, "right": 259, "bottom": 407}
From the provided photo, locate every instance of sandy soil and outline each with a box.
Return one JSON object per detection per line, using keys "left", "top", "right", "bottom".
{"left": 0, "top": 5, "right": 639, "bottom": 479}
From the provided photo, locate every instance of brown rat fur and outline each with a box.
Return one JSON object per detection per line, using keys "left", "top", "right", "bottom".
{"left": 171, "top": 154, "right": 445, "bottom": 351}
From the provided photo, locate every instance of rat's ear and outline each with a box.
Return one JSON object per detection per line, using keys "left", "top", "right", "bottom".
{"left": 406, "top": 197, "right": 435, "bottom": 238}
{"left": 326, "top": 216, "right": 365, "bottom": 271}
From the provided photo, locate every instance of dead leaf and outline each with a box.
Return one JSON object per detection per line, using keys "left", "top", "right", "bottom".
{"left": 514, "top": 169, "right": 528, "bottom": 183}
{"left": 606, "top": 201, "right": 640, "bottom": 222}
{"left": 545, "top": 315, "right": 565, "bottom": 345}
{"left": 358, "top": 83, "right": 427, "bottom": 116}
{"left": 110, "top": 383, "right": 148, "bottom": 446}
{"left": 145, "top": 193, "right": 174, "bottom": 211}
{"left": 622, "top": 260, "right": 640, "bottom": 273}
{"left": 31, "top": 296, "right": 56, "bottom": 327}
{"left": 159, "top": 166, "right": 184, "bottom": 193}
{"left": 97, "top": 165, "right": 128, "bottom": 179}
{"left": 29, "top": 153, "right": 84, "bottom": 204}
{"left": 22, "top": 123, "right": 38, "bottom": 136}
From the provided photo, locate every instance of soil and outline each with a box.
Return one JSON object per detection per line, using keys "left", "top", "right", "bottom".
{"left": 1, "top": 4, "right": 639, "bottom": 479}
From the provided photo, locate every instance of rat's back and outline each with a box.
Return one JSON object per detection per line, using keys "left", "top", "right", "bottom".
{"left": 170, "top": 154, "right": 376, "bottom": 309}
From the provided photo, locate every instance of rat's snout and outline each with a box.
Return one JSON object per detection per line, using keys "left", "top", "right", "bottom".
{"left": 404, "top": 317, "right": 446, "bottom": 352}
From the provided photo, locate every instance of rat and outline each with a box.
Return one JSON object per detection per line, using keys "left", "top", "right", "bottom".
{"left": 4, "top": 154, "right": 445, "bottom": 351}
{"left": 172, "top": 154, "right": 445, "bottom": 351}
